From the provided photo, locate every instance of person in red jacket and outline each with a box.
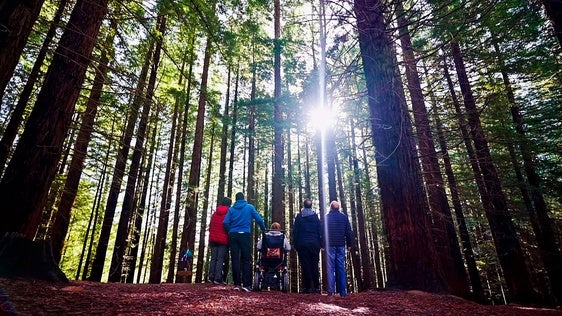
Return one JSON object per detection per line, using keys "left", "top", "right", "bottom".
{"left": 208, "top": 197, "right": 231, "bottom": 284}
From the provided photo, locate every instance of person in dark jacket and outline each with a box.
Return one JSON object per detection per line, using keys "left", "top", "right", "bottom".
{"left": 223, "top": 192, "right": 266, "bottom": 292}
{"left": 323, "top": 200, "right": 353, "bottom": 297}
{"left": 293, "top": 198, "right": 322, "bottom": 294}
{"left": 208, "top": 197, "right": 231, "bottom": 285}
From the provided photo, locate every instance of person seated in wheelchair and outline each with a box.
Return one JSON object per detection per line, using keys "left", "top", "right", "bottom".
{"left": 257, "top": 222, "right": 291, "bottom": 259}
{"left": 254, "top": 222, "right": 291, "bottom": 291}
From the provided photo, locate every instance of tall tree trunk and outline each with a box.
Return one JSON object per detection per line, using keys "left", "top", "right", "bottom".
{"left": 173, "top": 35, "right": 213, "bottom": 284}
{"left": 542, "top": 0, "right": 562, "bottom": 45}
{"left": 349, "top": 118, "right": 373, "bottom": 290}
{"left": 51, "top": 19, "right": 116, "bottom": 263}
{"left": 272, "top": 0, "right": 284, "bottom": 224}
{"left": 0, "top": 0, "right": 69, "bottom": 176}
{"left": 353, "top": 0, "right": 447, "bottom": 292}
{"left": 217, "top": 65, "right": 231, "bottom": 203}
{"left": 137, "top": 156, "right": 161, "bottom": 283}
{"left": 360, "top": 130, "right": 384, "bottom": 288}
{"left": 345, "top": 151, "right": 362, "bottom": 293}
{"left": 288, "top": 129, "right": 299, "bottom": 292}
{"left": 109, "top": 14, "right": 164, "bottom": 283}
{"left": 492, "top": 40, "right": 562, "bottom": 304}
{"left": 0, "top": 0, "right": 45, "bottom": 99}
{"left": 395, "top": 0, "right": 468, "bottom": 297}
{"left": 427, "top": 73, "right": 485, "bottom": 301}
{"left": 79, "top": 131, "right": 112, "bottom": 280}
{"left": 195, "top": 123, "right": 216, "bottom": 283}
{"left": 449, "top": 39, "right": 537, "bottom": 303}
{"left": 167, "top": 41, "right": 195, "bottom": 284}
{"left": 89, "top": 26, "right": 155, "bottom": 282}
{"left": 126, "top": 123, "right": 158, "bottom": 283}
{"left": 227, "top": 64, "right": 240, "bottom": 199}
{"left": 0, "top": 0, "right": 110, "bottom": 238}
{"left": 247, "top": 53, "right": 257, "bottom": 204}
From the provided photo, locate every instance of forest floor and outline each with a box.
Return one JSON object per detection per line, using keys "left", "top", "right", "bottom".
{"left": 1, "top": 278, "right": 562, "bottom": 315}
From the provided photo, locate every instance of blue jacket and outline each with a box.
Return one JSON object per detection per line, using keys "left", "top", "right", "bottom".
{"left": 324, "top": 209, "right": 352, "bottom": 248}
{"left": 293, "top": 208, "right": 322, "bottom": 250}
{"left": 224, "top": 200, "right": 266, "bottom": 233}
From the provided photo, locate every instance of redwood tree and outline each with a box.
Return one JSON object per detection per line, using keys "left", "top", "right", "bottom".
{"left": 51, "top": 19, "right": 117, "bottom": 263}
{"left": 353, "top": 0, "right": 447, "bottom": 292}
{"left": 449, "top": 38, "right": 537, "bottom": 303}
{"left": 0, "top": 0, "right": 45, "bottom": 100}
{"left": 0, "top": 0, "right": 110, "bottom": 238}
{"left": 395, "top": 0, "right": 468, "bottom": 297}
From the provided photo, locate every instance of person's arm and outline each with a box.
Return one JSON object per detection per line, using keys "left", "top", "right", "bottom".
{"left": 315, "top": 215, "right": 323, "bottom": 247}
{"left": 345, "top": 216, "right": 353, "bottom": 251}
{"left": 252, "top": 206, "right": 266, "bottom": 231}
{"left": 257, "top": 237, "right": 262, "bottom": 250}
{"left": 292, "top": 216, "right": 299, "bottom": 248}
{"left": 223, "top": 210, "right": 231, "bottom": 232}
{"left": 284, "top": 237, "right": 291, "bottom": 251}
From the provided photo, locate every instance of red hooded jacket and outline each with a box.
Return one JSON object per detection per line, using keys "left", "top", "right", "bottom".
{"left": 209, "top": 205, "right": 229, "bottom": 245}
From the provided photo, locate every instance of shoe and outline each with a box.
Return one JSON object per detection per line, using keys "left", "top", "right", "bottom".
{"left": 327, "top": 292, "right": 334, "bottom": 296}
{"left": 233, "top": 285, "right": 240, "bottom": 291}
{"left": 314, "top": 288, "right": 321, "bottom": 294}
{"left": 340, "top": 293, "right": 347, "bottom": 297}
{"left": 242, "top": 286, "right": 252, "bottom": 292}
{"left": 300, "top": 288, "right": 311, "bottom": 294}
{"left": 214, "top": 280, "right": 227, "bottom": 285}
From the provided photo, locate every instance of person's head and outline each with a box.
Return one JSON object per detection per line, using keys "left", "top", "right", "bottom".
{"left": 235, "top": 192, "right": 244, "bottom": 201}
{"left": 221, "top": 196, "right": 232, "bottom": 207}
{"left": 303, "top": 198, "right": 312, "bottom": 209}
{"left": 330, "top": 200, "right": 340, "bottom": 210}
{"left": 271, "top": 222, "right": 281, "bottom": 230}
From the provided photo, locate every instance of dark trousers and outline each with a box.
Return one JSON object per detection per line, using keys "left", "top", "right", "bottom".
{"left": 209, "top": 242, "right": 228, "bottom": 282}
{"left": 229, "top": 232, "right": 252, "bottom": 287}
{"left": 297, "top": 243, "right": 321, "bottom": 290}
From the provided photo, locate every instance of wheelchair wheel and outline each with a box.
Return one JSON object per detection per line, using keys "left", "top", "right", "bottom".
{"left": 252, "top": 271, "right": 262, "bottom": 291}
{"left": 282, "top": 273, "right": 289, "bottom": 293}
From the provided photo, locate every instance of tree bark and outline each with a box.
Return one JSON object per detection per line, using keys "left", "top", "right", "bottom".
{"left": 109, "top": 14, "right": 164, "bottom": 283}
{"left": 0, "top": 0, "right": 109, "bottom": 238}
{"left": 0, "top": 0, "right": 45, "bottom": 99}
{"left": 272, "top": 0, "right": 285, "bottom": 224}
{"left": 492, "top": 39, "right": 562, "bottom": 304}
{"left": 51, "top": 19, "right": 116, "bottom": 263}
{"left": 89, "top": 26, "right": 155, "bottom": 282}
{"left": 0, "top": 0, "right": 68, "bottom": 176}
{"left": 168, "top": 39, "right": 195, "bottom": 283}
{"left": 428, "top": 83, "right": 485, "bottom": 301}
{"left": 349, "top": 118, "right": 373, "bottom": 290}
{"left": 126, "top": 123, "right": 157, "bottom": 283}
{"left": 227, "top": 64, "right": 240, "bottom": 198}
{"left": 174, "top": 35, "right": 213, "bottom": 284}
{"left": 248, "top": 52, "right": 257, "bottom": 204}
{"left": 353, "top": 0, "right": 447, "bottom": 292}
{"left": 217, "top": 65, "right": 231, "bottom": 204}
{"left": 542, "top": 0, "right": 562, "bottom": 46}
{"left": 449, "top": 39, "right": 537, "bottom": 303}
{"left": 195, "top": 123, "right": 216, "bottom": 283}
{"left": 395, "top": 0, "right": 468, "bottom": 297}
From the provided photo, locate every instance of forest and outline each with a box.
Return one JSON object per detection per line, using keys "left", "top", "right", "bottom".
{"left": 0, "top": 0, "right": 561, "bottom": 309}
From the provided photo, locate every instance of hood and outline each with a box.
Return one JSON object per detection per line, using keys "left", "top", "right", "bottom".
{"left": 232, "top": 200, "right": 248, "bottom": 209}
{"left": 215, "top": 205, "right": 229, "bottom": 216}
{"left": 300, "top": 208, "right": 317, "bottom": 217}
{"left": 267, "top": 230, "right": 284, "bottom": 236}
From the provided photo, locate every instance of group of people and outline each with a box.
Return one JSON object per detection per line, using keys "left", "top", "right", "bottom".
{"left": 207, "top": 192, "right": 353, "bottom": 297}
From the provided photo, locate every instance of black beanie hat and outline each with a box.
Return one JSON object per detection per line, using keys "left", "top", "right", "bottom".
{"left": 235, "top": 192, "right": 244, "bottom": 201}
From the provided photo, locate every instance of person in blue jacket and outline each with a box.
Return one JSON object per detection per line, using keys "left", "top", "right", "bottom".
{"left": 223, "top": 192, "right": 266, "bottom": 292}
